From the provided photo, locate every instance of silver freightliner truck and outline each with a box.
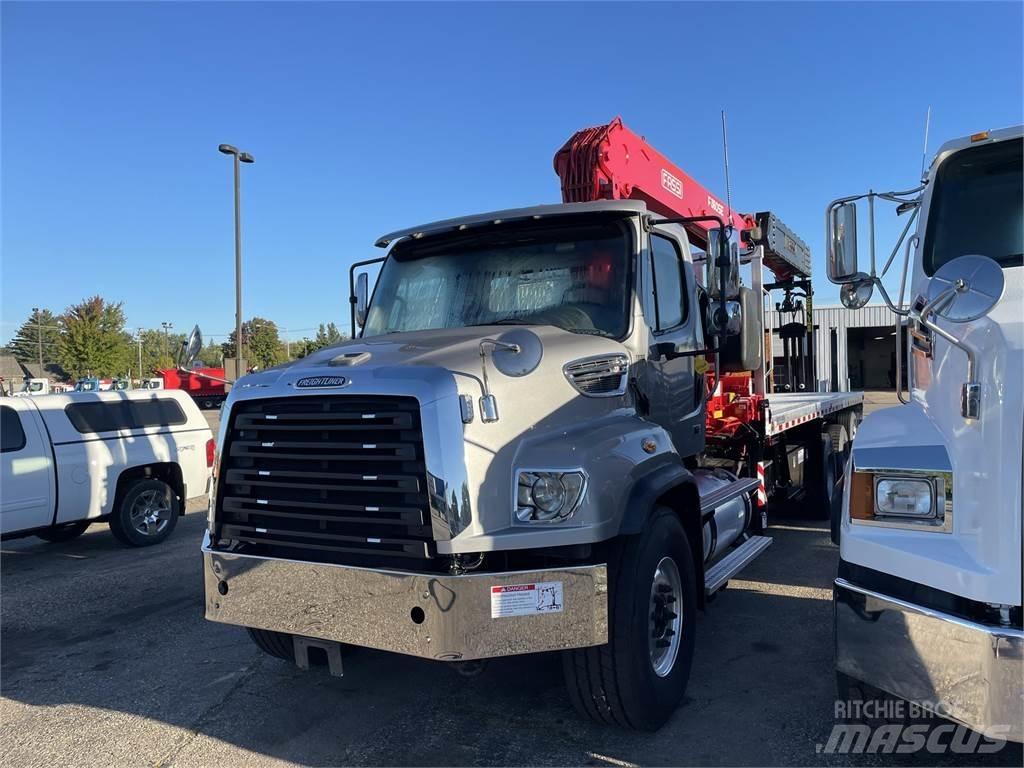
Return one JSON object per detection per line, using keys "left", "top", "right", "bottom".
{"left": 201, "top": 121, "right": 862, "bottom": 729}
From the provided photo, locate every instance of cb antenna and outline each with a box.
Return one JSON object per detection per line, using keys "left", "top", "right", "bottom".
{"left": 721, "top": 110, "right": 733, "bottom": 221}
{"left": 919, "top": 106, "right": 932, "bottom": 181}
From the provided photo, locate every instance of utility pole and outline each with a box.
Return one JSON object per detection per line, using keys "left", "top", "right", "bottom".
{"left": 137, "top": 328, "right": 144, "bottom": 378}
{"left": 32, "top": 307, "right": 42, "bottom": 371}
{"left": 161, "top": 322, "right": 173, "bottom": 361}
{"left": 218, "top": 144, "right": 255, "bottom": 380}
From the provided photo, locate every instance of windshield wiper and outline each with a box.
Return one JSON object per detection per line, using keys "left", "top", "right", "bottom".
{"left": 465, "top": 319, "right": 533, "bottom": 327}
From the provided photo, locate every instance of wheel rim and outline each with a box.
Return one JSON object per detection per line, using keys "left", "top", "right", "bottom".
{"left": 129, "top": 489, "right": 171, "bottom": 536}
{"left": 648, "top": 556, "right": 683, "bottom": 678}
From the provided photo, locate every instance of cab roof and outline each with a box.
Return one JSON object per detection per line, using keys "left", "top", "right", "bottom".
{"left": 374, "top": 200, "right": 649, "bottom": 248}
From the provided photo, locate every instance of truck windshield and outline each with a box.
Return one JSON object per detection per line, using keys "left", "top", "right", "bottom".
{"left": 363, "top": 220, "right": 631, "bottom": 339}
{"left": 923, "top": 137, "right": 1023, "bottom": 274}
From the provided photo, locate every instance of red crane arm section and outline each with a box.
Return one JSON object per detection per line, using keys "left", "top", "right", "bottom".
{"left": 553, "top": 117, "right": 753, "bottom": 249}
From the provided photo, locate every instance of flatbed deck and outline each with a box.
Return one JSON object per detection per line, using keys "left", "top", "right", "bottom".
{"left": 764, "top": 391, "right": 863, "bottom": 437}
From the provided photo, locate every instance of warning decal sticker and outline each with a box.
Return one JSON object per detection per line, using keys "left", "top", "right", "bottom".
{"left": 490, "top": 581, "right": 564, "bottom": 618}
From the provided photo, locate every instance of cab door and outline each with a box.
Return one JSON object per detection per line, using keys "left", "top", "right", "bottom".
{"left": 0, "top": 400, "right": 54, "bottom": 534}
{"left": 640, "top": 231, "right": 705, "bottom": 455}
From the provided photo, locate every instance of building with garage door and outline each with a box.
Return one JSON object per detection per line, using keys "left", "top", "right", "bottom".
{"left": 766, "top": 304, "right": 904, "bottom": 393}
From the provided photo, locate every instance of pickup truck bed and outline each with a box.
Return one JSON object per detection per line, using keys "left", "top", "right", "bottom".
{"left": 764, "top": 391, "right": 864, "bottom": 437}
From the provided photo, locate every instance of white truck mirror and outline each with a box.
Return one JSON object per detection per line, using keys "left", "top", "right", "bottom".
{"left": 840, "top": 279, "right": 874, "bottom": 310}
{"left": 706, "top": 227, "right": 740, "bottom": 300}
{"left": 355, "top": 273, "right": 370, "bottom": 328}
{"left": 828, "top": 203, "right": 863, "bottom": 283}
{"left": 925, "top": 254, "right": 1004, "bottom": 323}
{"left": 180, "top": 325, "right": 203, "bottom": 369}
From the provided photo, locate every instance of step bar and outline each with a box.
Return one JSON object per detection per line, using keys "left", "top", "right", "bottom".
{"left": 699, "top": 477, "right": 761, "bottom": 515}
{"left": 705, "top": 535, "right": 773, "bottom": 595}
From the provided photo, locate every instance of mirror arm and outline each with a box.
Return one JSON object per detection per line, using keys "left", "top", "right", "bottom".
{"left": 867, "top": 192, "right": 876, "bottom": 276}
{"left": 894, "top": 234, "right": 919, "bottom": 404}
{"left": 348, "top": 257, "right": 386, "bottom": 337}
{"left": 871, "top": 280, "right": 910, "bottom": 317}
{"left": 914, "top": 290, "right": 980, "bottom": 419}
{"left": 880, "top": 207, "right": 919, "bottom": 277}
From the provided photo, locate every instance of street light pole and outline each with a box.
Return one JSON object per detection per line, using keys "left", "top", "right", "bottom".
{"left": 161, "top": 321, "right": 173, "bottom": 361}
{"left": 218, "top": 144, "right": 254, "bottom": 380}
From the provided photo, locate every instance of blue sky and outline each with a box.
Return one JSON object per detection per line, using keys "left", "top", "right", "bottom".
{"left": 3, "top": 1, "right": 1022, "bottom": 346}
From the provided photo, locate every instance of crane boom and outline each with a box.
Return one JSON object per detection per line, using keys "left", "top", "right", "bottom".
{"left": 554, "top": 117, "right": 752, "bottom": 250}
{"left": 553, "top": 117, "right": 811, "bottom": 280}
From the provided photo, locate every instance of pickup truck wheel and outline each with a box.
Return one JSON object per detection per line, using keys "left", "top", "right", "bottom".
{"left": 109, "top": 479, "right": 179, "bottom": 547}
{"left": 562, "top": 507, "right": 696, "bottom": 731}
{"left": 36, "top": 521, "right": 90, "bottom": 543}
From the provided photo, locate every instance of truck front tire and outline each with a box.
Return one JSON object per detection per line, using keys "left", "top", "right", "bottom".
{"left": 109, "top": 478, "right": 180, "bottom": 547}
{"left": 563, "top": 507, "right": 697, "bottom": 731}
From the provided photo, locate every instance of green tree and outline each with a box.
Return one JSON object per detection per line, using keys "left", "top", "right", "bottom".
{"left": 314, "top": 322, "right": 346, "bottom": 349}
{"left": 221, "top": 317, "right": 286, "bottom": 369}
{"left": 57, "top": 296, "right": 134, "bottom": 378}
{"left": 131, "top": 328, "right": 185, "bottom": 375}
{"left": 292, "top": 322, "right": 348, "bottom": 359}
{"left": 197, "top": 341, "right": 224, "bottom": 367}
{"left": 5, "top": 308, "right": 61, "bottom": 366}
{"left": 293, "top": 337, "right": 318, "bottom": 359}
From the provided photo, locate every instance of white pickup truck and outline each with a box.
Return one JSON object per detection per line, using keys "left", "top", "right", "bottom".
{"left": 0, "top": 390, "right": 213, "bottom": 546}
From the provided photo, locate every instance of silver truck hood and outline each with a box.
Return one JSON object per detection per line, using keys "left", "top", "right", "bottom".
{"left": 239, "top": 325, "right": 625, "bottom": 400}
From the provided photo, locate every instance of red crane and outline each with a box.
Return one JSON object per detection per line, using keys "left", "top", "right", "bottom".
{"left": 554, "top": 117, "right": 755, "bottom": 251}
{"left": 553, "top": 116, "right": 810, "bottom": 282}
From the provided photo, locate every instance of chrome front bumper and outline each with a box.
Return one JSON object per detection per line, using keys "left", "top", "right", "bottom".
{"left": 835, "top": 578, "right": 1024, "bottom": 742}
{"left": 203, "top": 533, "right": 608, "bottom": 661}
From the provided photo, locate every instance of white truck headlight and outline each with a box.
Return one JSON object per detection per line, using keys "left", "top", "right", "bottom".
{"left": 874, "top": 477, "right": 934, "bottom": 517}
{"left": 849, "top": 470, "right": 951, "bottom": 532}
{"left": 516, "top": 470, "right": 586, "bottom": 523}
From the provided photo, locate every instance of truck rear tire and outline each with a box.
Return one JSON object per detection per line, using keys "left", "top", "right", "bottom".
{"left": 247, "top": 627, "right": 295, "bottom": 661}
{"left": 36, "top": 521, "right": 90, "bottom": 543}
{"left": 806, "top": 435, "right": 836, "bottom": 521}
{"left": 109, "top": 478, "right": 180, "bottom": 547}
{"left": 562, "top": 507, "right": 697, "bottom": 731}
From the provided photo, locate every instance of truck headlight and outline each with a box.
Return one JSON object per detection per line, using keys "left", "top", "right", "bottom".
{"left": 874, "top": 477, "right": 933, "bottom": 517}
{"left": 849, "top": 470, "right": 951, "bottom": 532}
{"left": 516, "top": 470, "right": 586, "bottom": 523}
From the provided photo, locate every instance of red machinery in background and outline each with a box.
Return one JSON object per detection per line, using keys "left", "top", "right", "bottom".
{"left": 158, "top": 366, "right": 228, "bottom": 410}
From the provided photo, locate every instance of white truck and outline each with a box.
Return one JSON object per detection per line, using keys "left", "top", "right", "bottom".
{"left": 0, "top": 389, "right": 213, "bottom": 546}
{"left": 826, "top": 126, "right": 1022, "bottom": 742}
{"left": 13, "top": 378, "right": 50, "bottom": 397}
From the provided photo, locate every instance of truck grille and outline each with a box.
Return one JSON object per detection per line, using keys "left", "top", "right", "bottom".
{"left": 215, "top": 395, "right": 433, "bottom": 566}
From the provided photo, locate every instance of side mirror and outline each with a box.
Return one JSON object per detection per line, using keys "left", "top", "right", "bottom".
{"left": 924, "top": 254, "right": 1004, "bottom": 323}
{"left": 355, "top": 272, "right": 369, "bottom": 327}
{"left": 840, "top": 279, "right": 874, "bottom": 310}
{"left": 179, "top": 325, "right": 203, "bottom": 369}
{"left": 827, "top": 203, "right": 864, "bottom": 283}
{"left": 706, "top": 227, "right": 740, "bottom": 299}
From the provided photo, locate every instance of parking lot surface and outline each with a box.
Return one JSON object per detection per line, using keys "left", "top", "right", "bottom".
{"left": 2, "top": 401, "right": 1018, "bottom": 767}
